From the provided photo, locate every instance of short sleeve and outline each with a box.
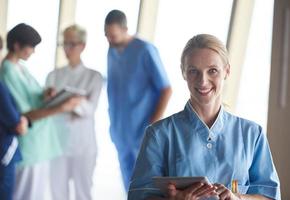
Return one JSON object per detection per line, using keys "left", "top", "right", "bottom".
{"left": 0, "top": 61, "right": 44, "bottom": 113}
{"left": 0, "top": 62, "right": 32, "bottom": 113}
{"left": 128, "top": 126, "right": 166, "bottom": 200}
{"left": 143, "top": 44, "right": 170, "bottom": 91}
{"left": 247, "top": 128, "right": 281, "bottom": 200}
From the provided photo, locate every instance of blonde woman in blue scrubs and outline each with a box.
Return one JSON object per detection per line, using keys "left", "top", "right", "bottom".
{"left": 128, "top": 34, "right": 280, "bottom": 200}
{"left": 0, "top": 23, "right": 82, "bottom": 200}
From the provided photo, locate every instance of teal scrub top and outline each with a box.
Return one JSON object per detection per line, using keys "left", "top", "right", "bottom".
{"left": 0, "top": 60, "right": 63, "bottom": 166}
{"left": 128, "top": 101, "right": 280, "bottom": 200}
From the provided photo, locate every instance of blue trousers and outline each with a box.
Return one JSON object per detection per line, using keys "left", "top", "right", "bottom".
{"left": 111, "top": 131, "right": 144, "bottom": 191}
{"left": 0, "top": 161, "right": 16, "bottom": 200}
{"left": 117, "top": 149, "right": 137, "bottom": 191}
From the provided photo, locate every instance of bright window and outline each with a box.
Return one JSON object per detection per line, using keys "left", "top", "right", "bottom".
{"left": 236, "top": 0, "right": 274, "bottom": 129}
{"left": 155, "top": 0, "right": 233, "bottom": 116}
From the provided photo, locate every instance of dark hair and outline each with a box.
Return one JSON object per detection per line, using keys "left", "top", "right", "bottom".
{"left": 105, "top": 9, "right": 127, "bottom": 27}
{"left": 0, "top": 35, "right": 2, "bottom": 50}
{"left": 7, "top": 23, "right": 41, "bottom": 51}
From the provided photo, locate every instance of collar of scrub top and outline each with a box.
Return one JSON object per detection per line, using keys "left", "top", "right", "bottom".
{"left": 111, "top": 37, "right": 137, "bottom": 56}
{"left": 67, "top": 61, "right": 84, "bottom": 74}
{"left": 185, "top": 100, "right": 224, "bottom": 142}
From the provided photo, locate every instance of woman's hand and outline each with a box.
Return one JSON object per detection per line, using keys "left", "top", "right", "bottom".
{"left": 59, "top": 96, "right": 83, "bottom": 112}
{"left": 15, "top": 116, "right": 28, "bottom": 135}
{"left": 167, "top": 182, "right": 217, "bottom": 200}
{"left": 214, "top": 183, "right": 241, "bottom": 200}
{"left": 44, "top": 87, "right": 57, "bottom": 101}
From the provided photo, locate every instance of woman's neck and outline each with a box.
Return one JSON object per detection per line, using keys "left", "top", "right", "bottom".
{"left": 68, "top": 57, "right": 81, "bottom": 68}
{"left": 190, "top": 99, "right": 221, "bottom": 128}
{"left": 5, "top": 52, "right": 19, "bottom": 63}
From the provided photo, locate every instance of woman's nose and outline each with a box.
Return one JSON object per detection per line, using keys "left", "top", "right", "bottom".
{"left": 197, "top": 73, "right": 208, "bottom": 86}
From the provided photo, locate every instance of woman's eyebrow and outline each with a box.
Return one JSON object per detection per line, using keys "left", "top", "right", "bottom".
{"left": 208, "top": 64, "right": 218, "bottom": 68}
{"left": 187, "top": 65, "right": 197, "bottom": 69}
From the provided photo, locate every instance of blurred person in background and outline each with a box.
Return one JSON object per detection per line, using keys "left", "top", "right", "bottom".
{"left": 0, "top": 23, "right": 82, "bottom": 200}
{"left": 0, "top": 34, "right": 28, "bottom": 200}
{"left": 104, "top": 9, "right": 172, "bottom": 191}
{"left": 46, "top": 24, "right": 103, "bottom": 200}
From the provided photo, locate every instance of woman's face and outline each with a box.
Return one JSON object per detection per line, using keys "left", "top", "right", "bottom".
{"left": 184, "top": 48, "right": 230, "bottom": 109}
{"left": 17, "top": 45, "right": 35, "bottom": 60}
{"left": 63, "top": 30, "right": 84, "bottom": 60}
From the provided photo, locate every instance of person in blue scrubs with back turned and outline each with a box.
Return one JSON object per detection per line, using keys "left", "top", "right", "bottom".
{"left": 0, "top": 81, "right": 28, "bottom": 200}
{"left": 104, "top": 10, "right": 172, "bottom": 191}
{"left": 0, "top": 35, "right": 28, "bottom": 200}
{"left": 128, "top": 34, "right": 280, "bottom": 200}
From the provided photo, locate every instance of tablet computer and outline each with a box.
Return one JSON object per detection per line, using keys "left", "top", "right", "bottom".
{"left": 152, "top": 176, "right": 210, "bottom": 194}
{"left": 44, "top": 86, "right": 87, "bottom": 108}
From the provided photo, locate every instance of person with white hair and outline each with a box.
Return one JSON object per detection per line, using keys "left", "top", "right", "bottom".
{"left": 46, "top": 24, "right": 103, "bottom": 200}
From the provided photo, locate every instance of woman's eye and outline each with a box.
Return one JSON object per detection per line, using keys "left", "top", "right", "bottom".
{"left": 188, "top": 69, "right": 197, "bottom": 74}
{"left": 209, "top": 68, "right": 218, "bottom": 74}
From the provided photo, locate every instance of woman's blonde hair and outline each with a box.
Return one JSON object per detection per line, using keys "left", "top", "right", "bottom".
{"left": 63, "top": 24, "right": 87, "bottom": 43}
{"left": 181, "top": 34, "right": 229, "bottom": 77}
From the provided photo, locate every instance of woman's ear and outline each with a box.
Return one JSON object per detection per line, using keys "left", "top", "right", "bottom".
{"left": 182, "top": 73, "right": 187, "bottom": 80}
{"left": 80, "top": 43, "right": 86, "bottom": 51}
{"left": 13, "top": 42, "right": 20, "bottom": 52}
{"left": 181, "top": 67, "right": 187, "bottom": 80}
{"left": 224, "top": 64, "right": 231, "bottom": 80}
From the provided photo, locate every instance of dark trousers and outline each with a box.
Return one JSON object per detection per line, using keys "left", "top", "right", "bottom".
{"left": 0, "top": 161, "right": 16, "bottom": 200}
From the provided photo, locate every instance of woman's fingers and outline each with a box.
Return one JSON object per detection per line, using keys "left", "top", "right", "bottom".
{"left": 168, "top": 182, "right": 205, "bottom": 200}
{"left": 168, "top": 184, "right": 178, "bottom": 197}
{"left": 167, "top": 182, "right": 219, "bottom": 200}
{"left": 190, "top": 184, "right": 217, "bottom": 199}
{"left": 213, "top": 183, "right": 226, "bottom": 195}
{"left": 219, "top": 189, "right": 232, "bottom": 200}
{"left": 15, "top": 116, "right": 28, "bottom": 135}
{"left": 214, "top": 183, "right": 239, "bottom": 200}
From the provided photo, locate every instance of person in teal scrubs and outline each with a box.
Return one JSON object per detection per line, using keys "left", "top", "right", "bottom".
{"left": 0, "top": 23, "right": 82, "bottom": 200}
{"left": 128, "top": 34, "right": 280, "bottom": 200}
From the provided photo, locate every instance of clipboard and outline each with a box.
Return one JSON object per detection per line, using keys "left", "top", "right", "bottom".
{"left": 44, "top": 86, "right": 87, "bottom": 108}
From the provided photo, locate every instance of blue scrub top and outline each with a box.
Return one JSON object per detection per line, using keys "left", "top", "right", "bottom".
{"left": 107, "top": 38, "right": 170, "bottom": 151}
{"left": 128, "top": 101, "right": 281, "bottom": 200}
{"left": 0, "top": 81, "right": 21, "bottom": 164}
